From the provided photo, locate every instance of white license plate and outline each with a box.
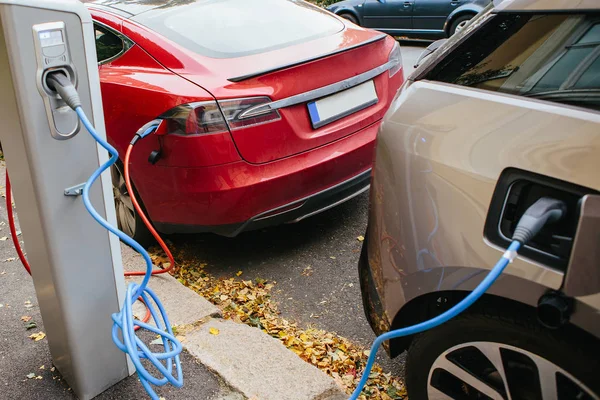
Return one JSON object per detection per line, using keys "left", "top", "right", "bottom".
{"left": 307, "top": 80, "right": 378, "bottom": 129}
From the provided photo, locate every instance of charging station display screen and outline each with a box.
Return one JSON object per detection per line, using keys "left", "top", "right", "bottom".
{"left": 39, "top": 30, "right": 63, "bottom": 46}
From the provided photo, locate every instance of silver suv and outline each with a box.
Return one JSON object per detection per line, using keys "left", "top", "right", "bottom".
{"left": 359, "top": 0, "right": 600, "bottom": 398}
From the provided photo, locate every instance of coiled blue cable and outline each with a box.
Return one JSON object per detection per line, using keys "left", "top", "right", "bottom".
{"left": 75, "top": 107, "right": 183, "bottom": 400}
{"left": 349, "top": 240, "right": 521, "bottom": 400}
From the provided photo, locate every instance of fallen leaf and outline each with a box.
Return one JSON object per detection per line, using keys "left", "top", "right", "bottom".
{"left": 150, "top": 338, "right": 163, "bottom": 346}
{"left": 21, "top": 316, "right": 32, "bottom": 322}
{"left": 34, "top": 376, "right": 42, "bottom": 380}
{"left": 26, "top": 373, "right": 35, "bottom": 379}
{"left": 25, "top": 322, "right": 37, "bottom": 330}
{"left": 39, "top": 365, "right": 45, "bottom": 370}
{"left": 154, "top": 244, "right": 407, "bottom": 398}
{"left": 301, "top": 266, "right": 313, "bottom": 277}
{"left": 357, "top": 235, "right": 365, "bottom": 242}
{"left": 50, "top": 367, "right": 55, "bottom": 372}
{"left": 5, "top": 257, "right": 15, "bottom": 262}
{"left": 236, "top": 271, "right": 243, "bottom": 277}
{"left": 349, "top": 283, "right": 354, "bottom": 288}
{"left": 0, "top": 236, "right": 7, "bottom": 241}
{"left": 29, "top": 332, "right": 46, "bottom": 341}
{"left": 329, "top": 256, "right": 336, "bottom": 260}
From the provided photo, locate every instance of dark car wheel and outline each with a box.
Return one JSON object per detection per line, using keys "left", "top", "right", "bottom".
{"left": 111, "top": 162, "right": 155, "bottom": 248}
{"left": 339, "top": 12, "right": 359, "bottom": 25}
{"left": 449, "top": 14, "right": 473, "bottom": 36}
{"left": 406, "top": 313, "right": 600, "bottom": 399}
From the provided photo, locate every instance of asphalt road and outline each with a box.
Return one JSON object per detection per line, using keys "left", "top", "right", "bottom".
{"left": 170, "top": 42, "right": 427, "bottom": 377}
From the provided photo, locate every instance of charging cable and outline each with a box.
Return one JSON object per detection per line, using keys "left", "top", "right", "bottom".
{"left": 5, "top": 173, "right": 31, "bottom": 275}
{"left": 47, "top": 72, "right": 182, "bottom": 399}
{"left": 349, "top": 197, "right": 566, "bottom": 399}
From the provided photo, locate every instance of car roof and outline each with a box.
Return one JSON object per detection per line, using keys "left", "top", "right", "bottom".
{"left": 494, "top": 0, "right": 600, "bottom": 12}
{"left": 82, "top": 0, "right": 175, "bottom": 18}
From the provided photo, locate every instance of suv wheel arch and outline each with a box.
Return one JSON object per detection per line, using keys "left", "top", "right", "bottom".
{"left": 387, "top": 291, "right": 599, "bottom": 358}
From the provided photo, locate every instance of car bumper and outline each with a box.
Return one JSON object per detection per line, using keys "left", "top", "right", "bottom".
{"left": 142, "top": 120, "right": 379, "bottom": 236}
{"left": 156, "top": 168, "right": 371, "bottom": 237}
{"left": 358, "top": 231, "right": 393, "bottom": 347}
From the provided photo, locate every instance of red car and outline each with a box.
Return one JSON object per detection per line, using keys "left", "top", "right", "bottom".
{"left": 86, "top": 0, "right": 404, "bottom": 245}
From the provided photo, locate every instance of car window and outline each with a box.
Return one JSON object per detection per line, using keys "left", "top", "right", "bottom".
{"left": 94, "top": 23, "right": 125, "bottom": 64}
{"left": 132, "top": 0, "right": 344, "bottom": 59}
{"left": 425, "top": 13, "right": 600, "bottom": 112}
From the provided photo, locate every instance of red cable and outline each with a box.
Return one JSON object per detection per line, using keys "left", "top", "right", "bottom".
{"left": 6, "top": 170, "right": 152, "bottom": 329}
{"left": 122, "top": 143, "right": 175, "bottom": 277}
{"left": 6, "top": 173, "right": 31, "bottom": 275}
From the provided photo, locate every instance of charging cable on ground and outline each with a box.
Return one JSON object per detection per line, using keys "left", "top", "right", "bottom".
{"left": 349, "top": 197, "right": 566, "bottom": 400}
{"left": 45, "top": 71, "right": 182, "bottom": 399}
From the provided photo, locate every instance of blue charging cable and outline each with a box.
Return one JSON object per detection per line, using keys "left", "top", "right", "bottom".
{"left": 349, "top": 196, "right": 566, "bottom": 399}
{"left": 349, "top": 241, "right": 519, "bottom": 399}
{"left": 75, "top": 107, "right": 183, "bottom": 400}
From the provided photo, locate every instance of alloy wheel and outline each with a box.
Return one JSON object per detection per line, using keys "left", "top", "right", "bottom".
{"left": 111, "top": 164, "right": 136, "bottom": 237}
{"left": 427, "top": 341, "right": 598, "bottom": 399}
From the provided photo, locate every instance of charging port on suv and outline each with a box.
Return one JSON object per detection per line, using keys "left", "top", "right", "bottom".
{"left": 485, "top": 168, "right": 598, "bottom": 270}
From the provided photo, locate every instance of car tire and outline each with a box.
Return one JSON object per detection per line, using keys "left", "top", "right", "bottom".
{"left": 111, "top": 162, "right": 155, "bottom": 248}
{"left": 339, "top": 12, "right": 359, "bottom": 25}
{"left": 449, "top": 14, "right": 473, "bottom": 36}
{"left": 405, "top": 311, "right": 600, "bottom": 399}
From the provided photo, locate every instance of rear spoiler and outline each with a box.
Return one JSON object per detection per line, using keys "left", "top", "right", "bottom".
{"left": 227, "top": 34, "right": 387, "bottom": 83}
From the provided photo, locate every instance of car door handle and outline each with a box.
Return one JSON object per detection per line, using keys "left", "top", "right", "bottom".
{"left": 404, "top": 1, "right": 413, "bottom": 7}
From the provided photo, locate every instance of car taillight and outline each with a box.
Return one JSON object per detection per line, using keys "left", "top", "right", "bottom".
{"left": 388, "top": 41, "right": 403, "bottom": 78}
{"left": 219, "top": 97, "right": 280, "bottom": 130}
{"left": 157, "top": 101, "right": 228, "bottom": 136}
{"left": 156, "top": 97, "right": 279, "bottom": 136}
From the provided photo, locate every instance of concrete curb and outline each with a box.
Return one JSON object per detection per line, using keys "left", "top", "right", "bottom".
{"left": 121, "top": 244, "right": 346, "bottom": 400}
{"left": 184, "top": 318, "right": 346, "bottom": 400}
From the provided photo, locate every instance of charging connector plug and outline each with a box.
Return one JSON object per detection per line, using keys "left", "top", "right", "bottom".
{"left": 46, "top": 71, "right": 81, "bottom": 110}
{"left": 512, "top": 197, "right": 567, "bottom": 244}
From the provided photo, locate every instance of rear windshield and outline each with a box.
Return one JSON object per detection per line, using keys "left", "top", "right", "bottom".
{"left": 133, "top": 0, "right": 344, "bottom": 59}
{"left": 426, "top": 12, "right": 600, "bottom": 112}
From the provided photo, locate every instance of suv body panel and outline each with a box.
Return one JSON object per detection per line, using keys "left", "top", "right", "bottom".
{"left": 364, "top": 79, "right": 600, "bottom": 351}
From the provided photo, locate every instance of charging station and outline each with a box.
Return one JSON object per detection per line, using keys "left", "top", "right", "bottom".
{"left": 0, "top": 1, "right": 132, "bottom": 398}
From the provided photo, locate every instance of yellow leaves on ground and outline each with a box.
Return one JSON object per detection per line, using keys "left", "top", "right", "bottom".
{"left": 29, "top": 332, "right": 45, "bottom": 341}
{"left": 357, "top": 235, "right": 365, "bottom": 242}
{"left": 158, "top": 246, "right": 406, "bottom": 399}
{"left": 21, "top": 315, "right": 31, "bottom": 322}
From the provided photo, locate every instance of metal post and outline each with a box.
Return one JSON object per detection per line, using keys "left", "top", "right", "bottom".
{"left": 0, "top": 1, "right": 132, "bottom": 398}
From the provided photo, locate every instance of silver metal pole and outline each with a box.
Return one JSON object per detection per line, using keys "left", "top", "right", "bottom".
{"left": 0, "top": 1, "right": 132, "bottom": 398}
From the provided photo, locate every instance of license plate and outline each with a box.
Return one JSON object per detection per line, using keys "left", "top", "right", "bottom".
{"left": 307, "top": 80, "right": 378, "bottom": 129}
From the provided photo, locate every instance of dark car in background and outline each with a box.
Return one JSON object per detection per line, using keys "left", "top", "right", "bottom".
{"left": 327, "top": 0, "right": 490, "bottom": 39}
